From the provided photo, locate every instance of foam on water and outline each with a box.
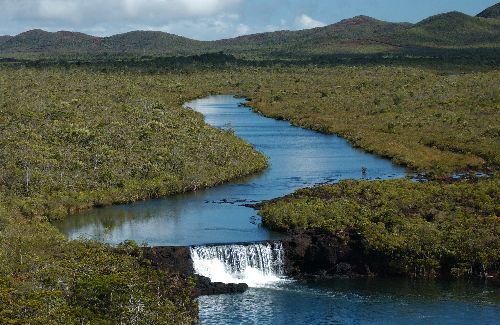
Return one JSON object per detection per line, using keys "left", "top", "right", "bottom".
{"left": 190, "top": 242, "right": 287, "bottom": 288}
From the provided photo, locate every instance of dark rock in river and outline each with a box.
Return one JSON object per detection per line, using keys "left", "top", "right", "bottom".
{"left": 279, "top": 229, "right": 493, "bottom": 280}
{"left": 194, "top": 275, "right": 248, "bottom": 296}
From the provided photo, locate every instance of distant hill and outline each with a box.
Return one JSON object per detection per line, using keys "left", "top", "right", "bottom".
{"left": 0, "top": 2, "right": 499, "bottom": 58}
{"left": 0, "top": 35, "right": 12, "bottom": 46}
{"left": 0, "top": 29, "right": 201, "bottom": 55}
{"left": 477, "top": 2, "right": 500, "bottom": 18}
{"left": 215, "top": 15, "right": 407, "bottom": 45}
{"left": 213, "top": 16, "right": 411, "bottom": 56}
{"left": 394, "top": 11, "right": 500, "bottom": 47}
{"left": 0, "top": 29, "right": 100, "bottom": 53}
{"left": 102, "top": 31, "right": 201, "bottom": 55}
{"left": 0, "top": 16, "right": 410, "bottom": 58}
{"left": 212, "top": 11, "right": 500, "bottom": 57}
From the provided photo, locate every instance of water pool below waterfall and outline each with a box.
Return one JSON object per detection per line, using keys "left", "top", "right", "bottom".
{"left": 55, "top": 95, "right": 500, "bottom": 324}
{"left": 190, "top": 242, "right": 499, "bottom": 324}
{"left": 198, "top": 277, "right": 499, "bottom": 325}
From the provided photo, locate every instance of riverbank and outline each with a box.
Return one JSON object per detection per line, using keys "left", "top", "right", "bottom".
{"left": 259, "top": 178, "right": 500, "bottom": 280}
{"left": 0, "top": 214, "right": 200, "bottom": 324}
{"left": 1, "top": 65, "right": 499, "bottom": 322}
{"left": 55, "top": 95, "right": 404, "bottom": 245}
{"left": 0, "top": 69, "right": 269, "bottom": 324}
{"left": 0, "top": 68, "right": 269, "bottom": 221}
{"left": 242, "top": 67, "right": 499, "bottom": 176}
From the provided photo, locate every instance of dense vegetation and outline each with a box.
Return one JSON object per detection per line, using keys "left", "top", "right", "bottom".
{"left": 2, "top": 64, "right": 497, "bottom": 216}
{"left": 477, "top": 2, "right": 500, "bottom": 19}
{"left": 6, "top": 64, "right": 497, "bottom": 224}
{"left": 0, "top": 67, "right": 269, "bottom": 323}
{"left": 0, "top": 67, "right": 266, "bottom": 220}
{"left": 244, "top": 66, "right": 500, "bottom": 174}
{"left": 260, "top": 179, "right": 500, "bottom": 278}
{"left": 245, "top": 55, "right": 499, "bottom": 281}
{"left": 393, "top": 12, "right": 500, "bottom": 48}
{"left": 0, "top": 30, "right": 201, "bottom": 57}
{"left": 0, "top": 213, "right": 197, "bottom": 324}
{"left": 0, "top": 15, "right": 499, "bottom": 318}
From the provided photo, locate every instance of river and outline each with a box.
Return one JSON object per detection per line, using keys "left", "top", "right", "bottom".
{"left": 54, "top": 95, "right": 405, "bottom": 245}
{"left": 55, "top": 95, "right": 499, "bottom": 324}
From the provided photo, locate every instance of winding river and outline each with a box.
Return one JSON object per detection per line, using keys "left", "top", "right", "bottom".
{"left": 55, "top": 95, "right": 405, "bottom": 245}
{"left": 55, "top": 95, "right": 499, "bottom": 324}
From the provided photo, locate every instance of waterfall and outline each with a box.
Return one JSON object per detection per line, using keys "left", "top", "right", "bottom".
{"left": 190, "top": 242, "right": 286, "bottom": 288}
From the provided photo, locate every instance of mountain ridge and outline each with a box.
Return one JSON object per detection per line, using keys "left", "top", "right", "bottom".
{"left": 477, "top": 2, "right": 500, "bottom": 18}
{"left": 394, "top": 11, "right": 500, "bottom": 47}
{"left": 1, "top": 4, "right": 499, "bottom": 57}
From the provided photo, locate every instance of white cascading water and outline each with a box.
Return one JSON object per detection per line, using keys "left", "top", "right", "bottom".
{"left": 190, "top": 242, "right": 286, "bottom": 288}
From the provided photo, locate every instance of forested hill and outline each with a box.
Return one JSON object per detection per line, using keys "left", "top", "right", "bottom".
{"left": 0, "top": 35, "right": 12, "bottom": 46}
{"left": 211, "top": 16, "right": 412, "bottom": 56}
{"left": 477, "top": 2, "right": 500, "bottom": 18}
{"left": 0, "top": 29, "right": 201, "bottom": 55}
{"left": 0, "top": 2, "right": 499, "bottom": 58}
{"left": 393, "top": 11, "right": 500, "bottom": 48}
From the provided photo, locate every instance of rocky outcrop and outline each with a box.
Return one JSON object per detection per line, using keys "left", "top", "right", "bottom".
{"left": 280, "top": 229, "right": 374, "bottom": 280}
{"left": 139, "top": 231, "right": 494, "bottom": 290}
{"left": 140, "top": 246, "right": 249, "bottom": 296}
{"left": 281, "top": 229, "right": 498, "bottom": 280}
{"left": 142, "top": 246, "right": 194, "bottom": 275}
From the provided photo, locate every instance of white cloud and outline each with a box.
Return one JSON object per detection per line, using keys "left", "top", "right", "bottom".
{"left": 120, "top": 14, "right": 249, "bottom": 40}
{"left": 295, "top": 14, "right": 325, "bottom": 29}
{"left": 38, "top": 0, "right": 80, "bottom": 21}
{"left": 0, "top": 2, "right": 333, "bottom": 40}
{"left": 0, "top": 0, "right": 241, "bottom": 24}
{"left": 0, "top": 0, "right": 244, "bottom": 39}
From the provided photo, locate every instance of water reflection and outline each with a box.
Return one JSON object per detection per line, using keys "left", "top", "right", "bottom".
{"left": 54, "top": 95, "right": 407, "bottom": 246}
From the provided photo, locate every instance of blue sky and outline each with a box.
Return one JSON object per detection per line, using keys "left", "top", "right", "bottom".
{"left": 0, "top": 0, "right": 497, "bottom": 39}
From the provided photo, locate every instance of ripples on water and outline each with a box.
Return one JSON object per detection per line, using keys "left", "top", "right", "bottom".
{"left": 191, "top": 241, "right": 500, "bottom": 324}
{"left": 199, "top": 280, "right": 500, "bottom": 324}
{"left": 53, "top": 96, "right": 499, "bottom": 324}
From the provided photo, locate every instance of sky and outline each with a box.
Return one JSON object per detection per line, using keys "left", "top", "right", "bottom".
{"left": 0, "top": 0, "right": 498, "bottom": 40}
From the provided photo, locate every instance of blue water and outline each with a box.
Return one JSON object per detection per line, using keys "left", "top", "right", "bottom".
{"left": 54, "top": 95, "right": 406, "bottom": 246}
{"left": 54, "top": 95, "right": 499, "bottom": 324}
{"left": 199, "top": 280, "right": 500, "bottom": 324}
